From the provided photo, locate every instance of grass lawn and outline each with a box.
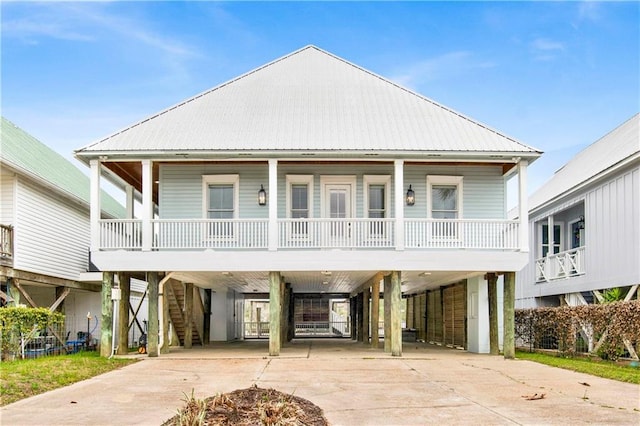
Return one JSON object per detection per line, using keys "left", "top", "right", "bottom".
{"left": 0, "top": 352, "right": 137, "bottom": 406}
{"left": 516, "top": 350, "right": 640, "bottom": 384}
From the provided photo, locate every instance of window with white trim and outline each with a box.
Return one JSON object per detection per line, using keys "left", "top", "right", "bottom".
{"left": 286, "top": 175, "right": 313, "bottom": 237}
{"left": 538, "top": 222, "right": 562, "bottom": 257}
{"left": 364, "top": 175, "right": 390, "bottom": 237}
{"left": 203, "top": 175, "right": 239, "bottom": 238}
{"left": 427, "top": 175, "right": 463, "bottom": 238}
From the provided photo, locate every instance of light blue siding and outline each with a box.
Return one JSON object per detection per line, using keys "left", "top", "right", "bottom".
{"left": 159, "top": 163, "right": 506, "bottom": 219}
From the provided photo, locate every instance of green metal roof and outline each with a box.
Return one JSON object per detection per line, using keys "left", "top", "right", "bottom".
{"left": 1, "top": 116, "right": 125, "bottom": 219}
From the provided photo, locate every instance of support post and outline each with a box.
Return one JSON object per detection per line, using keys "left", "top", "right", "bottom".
{"left": 117, "top": 272, "right": 131, "bottom": 355}
{"left": 287, "top": 285, "right": 295, "bottom": 342}
{"left": 54, "top": 286, "right": 66, "bottom": 314}
{"left": 89, "top": 159, "right": 101, "bottom": 251}
{"left": 390, "top": 271, "right": 402, "bottom": 356}
{"left": 202, "top": 289, "right": 212, "bottom": 345}
{"left": 356, "top": 293, "right": 364, "bottom": 342}
{"left": 350, "top": 296, "right": 357, "bottom": 340}
{"left": 518, "top": 160, "right": 529, "bottom": 252}
{"left": 503, "top": 272, "right": 516, "bottom": 359}
{"left": 362, "top": 287, "right": 370, "bottom": 344}
{"left": 147, "top": 272, "right": 159, "bottom": 357}
{"left": 384, "top": 275, "right": 391, "bottom": 353}
{"left": 141, "top": 159, "right": 153, "bottom": 251}
{"left": 268, "top": 160, "right": 278, "bottom": 251}
{"left": 269, "top": 271, "right": 281, "bottom": 356}
{"left": 184, "top": 282, "right": 193, "bottom": 349}
{"left": 371, "top": 278, "right": 380, "bottom": 349}
{"left": 487, "top": 273, "right": 499, "bottom": 355}
{"left": 160, "top": 280, "right": 170, "bottom": 354}
{"left": 100, "top": 272, "right": 114, "bottom": 357}
{"left": 280, "top": 277, "right": 287, "bottom": 346}
{"left": 394, "top": 160, "right": 405, "bottom": 250}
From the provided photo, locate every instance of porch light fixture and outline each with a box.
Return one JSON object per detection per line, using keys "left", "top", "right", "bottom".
{"left": 258, "top": 185, "right": 267, "bottom": 206}
{"left": 577, "top": 215, "right": 585, "bottom": 230}
{"left": 406, "top": 185, "right": 415, "bottom": 206}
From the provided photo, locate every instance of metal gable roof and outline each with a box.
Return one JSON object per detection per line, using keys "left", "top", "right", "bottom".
{"left": 76, "top": 45, "right": 540, "bottom": 158}
{"left": 1, "top": 117, "right": 125, "bottom": 219}
{"left": 529, "top": 113, "right": 640, "bottom": 213}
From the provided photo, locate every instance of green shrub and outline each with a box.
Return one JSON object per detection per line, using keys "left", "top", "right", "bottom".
{"left": 0, "top": 307, "right": 65, "bottom": 360}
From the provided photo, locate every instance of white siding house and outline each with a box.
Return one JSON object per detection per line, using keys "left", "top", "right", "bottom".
{"left": 0, "top": 117, "right": 148, "bottom": 349}
{"left": 75, "top": 46, "right": 541, "bottom": 357}
{"left": 516, "top": 114, "right": 640, "bottom": 308}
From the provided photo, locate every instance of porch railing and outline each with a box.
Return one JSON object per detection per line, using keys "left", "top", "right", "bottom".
{"left": 278, "top": 218, "right": 395, "bottom": 249}
{"left": 535, "top": 246, "right": 586, "bottom": 282}
{"left": 405, "top": 219, "right": 519, "bottom": 249}
{"left": 96, "top": 218, "right": 519, "bottom": 251}
{"left": 99, "top": 219, "right": 142, "bottom": 250}
{"left": 153, "top": 219, "right": 268, "bottom": 249}
{"left": 0, "top": 224, "right": 13, "bottom": 264}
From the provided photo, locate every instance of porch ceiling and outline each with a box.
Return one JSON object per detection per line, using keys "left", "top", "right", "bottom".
{"left": 168, "top": 269, "right": 482, "bottom": 296}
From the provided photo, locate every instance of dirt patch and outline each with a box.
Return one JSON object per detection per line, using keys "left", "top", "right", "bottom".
{"left": 163, "top": 384, "right": 328, "bottom": 425}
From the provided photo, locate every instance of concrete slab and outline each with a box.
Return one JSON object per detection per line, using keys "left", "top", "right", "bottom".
{"left": 2, "top": 340, "right": 638, "bottom": 425}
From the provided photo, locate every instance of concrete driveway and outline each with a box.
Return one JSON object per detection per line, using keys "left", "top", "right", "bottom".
{"left": 2, "top": 340, "right": 639, "bottom": 425}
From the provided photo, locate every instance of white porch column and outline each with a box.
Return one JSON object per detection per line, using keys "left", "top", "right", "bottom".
{"left": 141, "top": 160, "right": 153, "bottom": 251}
{"left": 394, "top": 160, "right": 405, "bottom": 251}
{"left": 125, "top": 184, "right": 135, "bottom": 219}
{"left": 517, "top": 160, "right": 529, "bottom": 252}
{"left": 268, "top": 159, "right": 278, "bottom": 251}
{"left": 546, "top": 215, "right": 554, "bottom": 256}
{"left": 90, "top": 159, "right": 101, "bottom": 252}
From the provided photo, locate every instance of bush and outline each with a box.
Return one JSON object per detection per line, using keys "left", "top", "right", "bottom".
{"left": 0, "top": 307, "right": 65, "bottom": 360}
{"left": 515, "top": 300, "right": 640, "bottom": 360}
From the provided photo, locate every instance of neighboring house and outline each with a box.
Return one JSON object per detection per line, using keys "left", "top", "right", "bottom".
{"left": 516, "top": 114, "right": 640, "bottom": 308}
{"left": 0, "top": 117, "right": 148, "bottom": 351}
{"left": 74, "top": 46, "right": 541, "bottom": 357}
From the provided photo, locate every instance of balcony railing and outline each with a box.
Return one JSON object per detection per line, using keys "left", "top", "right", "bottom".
{"left": 535, "top": 246, "right": 586, "bottom": 282}
{"left": 278, "top": 218, "right": 395, "bottom": 249}
{"left": 97, "top": 218, "right": 519, "bottom": 251}
{"left": 1, "top": 224, "right": 14, "bottom": 265}
{"left": 405, "top": 219, "right": 519, "bottom": 249}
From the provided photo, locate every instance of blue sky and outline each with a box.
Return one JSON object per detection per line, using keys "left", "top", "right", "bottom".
{"left": 2, "top": 1, "right": 639, "bottom": 207}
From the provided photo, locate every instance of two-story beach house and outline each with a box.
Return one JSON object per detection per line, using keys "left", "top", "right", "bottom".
{"left": 516, "top": 114, "right": 639, "bottom": 308}
{"left": 74, "top": 46, "right": 541, "bottom": 357}
{"left": 1, "top": 117, "right": 148, "bottom": 354}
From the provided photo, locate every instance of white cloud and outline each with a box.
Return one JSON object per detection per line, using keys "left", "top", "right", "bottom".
{"left": 577, "top": 1, "right": 602, "bottom": 23}
{"left": 530, "top": 37, "right": 565, "bottom": 61}
{"left": 2, "top": 3, "right": 199, "bottom": 58}
{"left": 390, "top": 51, "right": 496, "bottom": 89}
{"left": 531, "top": 37, "right": 565, "bottom": 51}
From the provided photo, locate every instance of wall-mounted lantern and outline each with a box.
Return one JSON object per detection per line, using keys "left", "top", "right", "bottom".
{"left": 406, "top": 185, "right": 415, "bottom": 206}
{"left": 258, "top": 185, "right": 267, "bottom": 206}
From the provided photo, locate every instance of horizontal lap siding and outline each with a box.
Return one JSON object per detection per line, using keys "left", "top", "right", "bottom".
{"left": 160, "top": 163, "right": 505, "bottom": 220}
{"left": 160, "top": 164, "right": 268, "bottom": 219}
{"left": 404, "top": 165, "right": 505, "bottom": 219}
{"left": 0, "top": 170, "right": 15, "bottom": 224}
{"left": 14, "top": 178, "right": 89, "bottom": 280}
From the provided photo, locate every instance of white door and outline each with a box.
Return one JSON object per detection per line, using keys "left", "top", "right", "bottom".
{"left": 324, "top": 184, "right": 352, "bottom": 246}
